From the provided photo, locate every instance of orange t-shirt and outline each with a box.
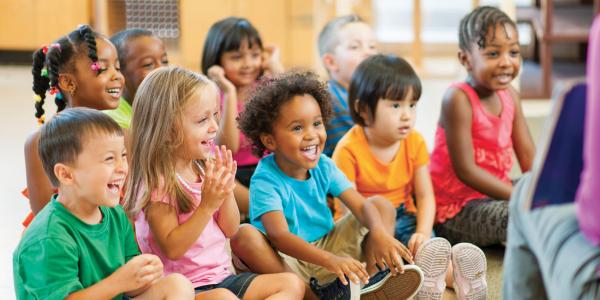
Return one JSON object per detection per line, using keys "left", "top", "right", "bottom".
{"left": 332, "top": 126, "right": 430, "bottom": 219}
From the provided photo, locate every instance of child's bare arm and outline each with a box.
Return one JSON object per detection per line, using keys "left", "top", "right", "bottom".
{"left": 508, "top": 87, "right": 535, "bottom": 173}
{"left": 24, "top": 131, "right": 55, "bottom": 214}
{"left": 409, "top": 165, "right": 436, "bottom": 255}
{"left": 208, "top": 66, "right": 240, "bottom": 153}
{"left": 147, "top": 160, "right": 233, "bottom": 260}
{"left": 442, "top": 88, "right": 512, "bottom": 199}
{"left": 262, "top": 211, "right": 369, "bottom": 285}
{"left": 65, "top": 254, "right": 163, "bottom": 299}
{"left": 339, "top": 188, "right": 413, "bottom": 274}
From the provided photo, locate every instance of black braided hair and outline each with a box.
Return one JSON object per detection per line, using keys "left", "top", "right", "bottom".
{"left": 31, "top": 24, "right": 100, "bottom": 124}
{"left": 458, "top": 6, "right": 516, "bottom": 51}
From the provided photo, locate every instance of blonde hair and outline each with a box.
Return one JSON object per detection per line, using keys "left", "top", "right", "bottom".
{"left": 124, "top": 66, "right": 214, "bottom": 216}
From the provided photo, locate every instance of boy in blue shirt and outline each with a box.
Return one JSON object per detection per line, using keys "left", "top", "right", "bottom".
{"left": 231, "top": 72, "right": 424, "bottom": 300}
{"left": 13, "top": 108, "right": 193, "bottom": 299}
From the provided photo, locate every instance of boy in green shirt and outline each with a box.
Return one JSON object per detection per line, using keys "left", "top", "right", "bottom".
{"left": 13, "top": 108, "right": 194, "bottom": 300}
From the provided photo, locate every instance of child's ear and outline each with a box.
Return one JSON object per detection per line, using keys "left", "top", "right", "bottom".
{"left": 58, "top": 73, "right": 77, "bottom": 95}
{"left": 353, "top": 100, "right": 371, "bottom": 126}
{"left": 322, "top": 53, "right": 339, "bottom": 74}
{"left": 458, "top": 50, "right": 472, "bottom": 71}
{"left": 260, "top": 133, "right": 276, "bottom": 152}
{"left": 54, "top": 163, "right": 74, "bottom": 185}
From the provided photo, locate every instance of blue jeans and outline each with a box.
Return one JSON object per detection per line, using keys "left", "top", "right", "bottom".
{"left": 394, "top": 204, "right": 435, "bottom": 246}
{"left": 503, "top": 173, "right": 600, "bottom": 299}
{"left": 194, "top": 272, "right": 258, "bottom": 297}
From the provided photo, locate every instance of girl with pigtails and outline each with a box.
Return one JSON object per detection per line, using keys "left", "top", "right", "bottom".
{"left": 23, "top": 24, "right": 125, "bottom": 227}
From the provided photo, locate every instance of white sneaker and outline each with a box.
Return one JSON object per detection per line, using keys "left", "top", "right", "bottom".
{"left": 414, "top": 238, "right": 451, "bottom": 300}
{"left": 451, "top": 243, "right": 487, "bottom": 300}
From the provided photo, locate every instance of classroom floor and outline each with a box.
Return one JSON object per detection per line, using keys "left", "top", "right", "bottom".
{"left": 0, "top": 62, "right": 551, "bottom": 299}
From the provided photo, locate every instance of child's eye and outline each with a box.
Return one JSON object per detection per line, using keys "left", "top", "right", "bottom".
{"left": 143, "top": 63, "right": 154, "bottom": 69}
{"left": 122, "top": 152, "right": 127, "bottom": 159}
{"left": 313, "top": 121, "right": 322, "bottom": 127}
{"left": 161, "top": 60, "right": 169, "bottom": 65}
{"left": 410, "top": 102, "right": 417, "bottom": 108}
{"left": 105, "top": 155, "right": 115, "bottom": 162}
{"left": 392, "top": 103, "right": 401, "bottom": 109}
{"left": 198, "top": 117, "right": 208, "bottom": 124}
{"left": 97, "top": 68, "right": 108, "bottom": 74}
{"left": 486, "top": 51, "right": 499, "bottom": 57}
{"left": 292, "top": 125, "right": 302, "bottom": 132}
{"left": 510, "top": 50, "right": 520, "bottom": 57}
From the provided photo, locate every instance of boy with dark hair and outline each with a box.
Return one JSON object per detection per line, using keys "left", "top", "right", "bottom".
{"left": 13, "top": 108, "right": 193, "bottom": 299}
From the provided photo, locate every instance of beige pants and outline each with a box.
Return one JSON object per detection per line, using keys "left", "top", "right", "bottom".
{"left": 236, "top": 213, "right": 369, "bottom": 284}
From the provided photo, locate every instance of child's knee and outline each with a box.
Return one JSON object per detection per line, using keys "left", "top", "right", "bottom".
{"left": 162, "top": 273, "right": 194, "bottom": 298}
{"left": 368, "top": 196, "right": 396, "bottom": 217}
{"left": 231, "top": 224, "right": 264, "bottom": 253}
{"left": 279, "top": 273, "right": 305, "bottom": 296}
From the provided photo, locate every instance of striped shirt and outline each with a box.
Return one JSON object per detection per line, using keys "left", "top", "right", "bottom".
{"left": 324, "top": 80, "right": 354, "bottom": 156}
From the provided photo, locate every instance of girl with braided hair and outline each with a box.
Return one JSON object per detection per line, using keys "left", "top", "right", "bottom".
{"left": 429, "top": 6, "right": 535, "bottom": 251}
{"left": 23, "top": 24, "right": 124, "bottom": 227}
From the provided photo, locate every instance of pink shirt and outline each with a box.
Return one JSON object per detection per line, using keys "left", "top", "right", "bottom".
{"left": 219, "top": 91, "right": 260, "bottom": 167}
{"left": 430, "top": 82, "right": 515, "bottom": 223}
{"left": 134, "top": 178, "right": 232, "bottom": 288}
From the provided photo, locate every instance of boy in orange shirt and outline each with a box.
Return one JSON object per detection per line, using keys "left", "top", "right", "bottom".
{"left": 332, "top": 54, "right": 487, "bottom": 300}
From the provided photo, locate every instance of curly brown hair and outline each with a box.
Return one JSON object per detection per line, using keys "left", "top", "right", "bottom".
{"left": 238, "top": 71, "right": 332, "bottom": 157}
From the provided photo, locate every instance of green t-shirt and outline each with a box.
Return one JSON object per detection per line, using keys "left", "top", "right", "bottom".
{"left": 13, "top": 195, "right": 140, "bottom": 300}
{"left": 104, "top": 97, "right": 132, "bottom": 129}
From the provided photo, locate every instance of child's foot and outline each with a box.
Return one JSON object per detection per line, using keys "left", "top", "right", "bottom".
{"left": 451, "top": 243, "right": 487, "bottom": 300}
{"left": 360, "top": 265, "right": 423, "bottom": 300}
{"left": 414, "top": 237, "right": 452, "bottom": 300}
{"left": 309, "top": 276, "right": 351, "bottom": 300}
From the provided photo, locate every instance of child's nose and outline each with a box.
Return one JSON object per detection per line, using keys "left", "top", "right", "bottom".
{"left": 116, "top": 156, "right": 128, "bottom": 174}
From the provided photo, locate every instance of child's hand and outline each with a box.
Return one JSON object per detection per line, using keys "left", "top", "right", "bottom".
{"left": 407, "top": 232, "right": 429, "bottom": 256}
{"left": 324, "top": 254, "right": 370, "bottom": 285}
{"left": 262, "top": 45, "right": 284, "bottom": 75}
{"left": 200, "top": 150, "right": 235, "bottom": 212}
{"left": 368, "top": 229, "right": 414, "bottom": 275}
{"left": 114, "top": 254, "right": 163, "bottom": 292}
{"left": 207, "top": 65, "right": 236, "bottom": 95}
{"left": 212, "top": 145, "right": 237, "bottom": 195}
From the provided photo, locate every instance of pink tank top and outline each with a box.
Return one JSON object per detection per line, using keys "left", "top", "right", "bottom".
{"left": 430, "top": 82, "right": 515, "bottom": 223}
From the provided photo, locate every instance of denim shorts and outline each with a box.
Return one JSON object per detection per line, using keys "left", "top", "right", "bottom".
{"left": 194, "top": 272, "right": 258, "bottom": 297}
{"left": 394, "top": 204, "right": 435, "bottom": 246}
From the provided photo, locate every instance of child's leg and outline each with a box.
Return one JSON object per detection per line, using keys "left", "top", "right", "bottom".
{"left": 195, "top": 288, "right": 239, "bottom": 300}
{"left": 132, "top": 273, "right": 195, "bottom": 299}
{"left": 230, "top": 224, "right": 290, "bottom": 274}
{"left": 363, "top": 196, "right": 396, "bottom": 274}
{"left": 434, "top": 199, "right": 508, "bottom": 246}
{"left": 242, "top": 273, "right": 305, "bottom": 300}
{"left": 504, "top": 173, "right": 600, "bottom": 299}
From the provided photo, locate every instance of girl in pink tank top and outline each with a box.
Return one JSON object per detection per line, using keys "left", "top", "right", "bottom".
{"left": 429, "top": 7, "right": 535, "bottom": 247}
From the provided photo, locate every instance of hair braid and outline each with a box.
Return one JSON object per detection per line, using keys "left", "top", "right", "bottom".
{"left": 78, "top": 25, "right": 98, "bottom": 66}
{"left": 31, "top": 48, "right": 49, "bottom": 122}
{"left": 458, "top": 6, "right": 515, "bottom": 51}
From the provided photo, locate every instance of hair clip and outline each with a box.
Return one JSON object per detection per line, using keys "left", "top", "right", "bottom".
{"left": 41, "top": 45, "right": 49, "bottom": 55}
{"left": 49, "top": 86, "right": 59, "bottom": 95}
{"left": 55, "top": 92, "right": 63, "bottom": 100}
{"left": 33, "top": 94, "right": 42, "bottom": 102}
{"left": 50, "top": 43, "right": 61, "bottom": 51}
{"left": 40, "top": 68, "right": 48, "bottom": 77}
{"left": 91, "top": 62, "right": 100, "bottom": 72}
{"left": 37, "top": 115, "right": 45, "bottom": 125}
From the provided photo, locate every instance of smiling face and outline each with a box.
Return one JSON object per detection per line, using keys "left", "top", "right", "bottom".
{"left": 67, "top": 131, "right": 127, "bottom": 207}
{"left": 461, "top": 23, "right": 521, "bottom": 91}
{"left": 70, "top": 37, "right": 125, "bottom": 110}
{"left": 220, "top": 39, "right": 263, "bottom": 88}
{"left": 262, "top": 94, "right": 326, "bottom": 180}
{"left": 121, "top": 35, "right": 168, "bottom": 102}
{"left": 177, "top": 84, "right": 220, "bottom": 162}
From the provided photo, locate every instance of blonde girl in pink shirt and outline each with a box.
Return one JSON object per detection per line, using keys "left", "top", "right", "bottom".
{"left": 124, "top": 67, "right": 304, "bottom": 300}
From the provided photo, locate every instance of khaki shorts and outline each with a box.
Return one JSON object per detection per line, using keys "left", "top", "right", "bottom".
{"left": 236, "top": 213, "right": 369, "bottom": 284}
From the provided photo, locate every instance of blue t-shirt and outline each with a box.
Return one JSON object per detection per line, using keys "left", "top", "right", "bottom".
{"left": 249, "top": 154, "right": 352, "bottom": 242}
